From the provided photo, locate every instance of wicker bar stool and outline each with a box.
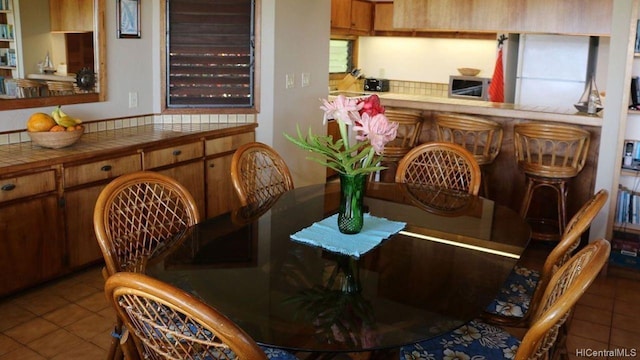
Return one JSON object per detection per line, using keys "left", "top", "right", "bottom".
{"left": 514, "top": 122, "right": 590, "bottom": 241}
{"left": 435, "top": 113, "right": 503, "bottom": 197}
{"left": 373, "top": 108, "right": 423, "bottom": 181}
{"left": 14, "top": 79, "right": 43, "bottom": 98}
{"left": 46, "top": 81, "right": 75, "bottom": 96}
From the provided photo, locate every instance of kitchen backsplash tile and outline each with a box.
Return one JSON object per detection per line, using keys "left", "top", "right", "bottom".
{"left": 0, "top": 113, "right": 257, "bottom": 145}
{"left": 328, "top": 79, "right": 447, "bottom": 97}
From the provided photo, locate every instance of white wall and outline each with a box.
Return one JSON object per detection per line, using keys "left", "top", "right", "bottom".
{"left": 357, "top": 37, "right": 497, "bottom": 83}
{"left": 263, "top": 0, "right": 329, "bottom": 187}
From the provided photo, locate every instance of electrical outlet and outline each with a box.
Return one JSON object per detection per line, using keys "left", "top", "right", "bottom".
{"left": 301, "top": 73, "right": 310, "bottom": 87}
{"left": 285, "top": 73, "right": 295, "bottom": 89}
{"left": 129, "top": 92, "right": 138, "bottom": 108}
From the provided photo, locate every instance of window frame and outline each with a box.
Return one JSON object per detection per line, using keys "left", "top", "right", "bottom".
{"left": 329, "top": 35, "right": 359, "bottom": 81}
{"left": 161, "top": 0, "right": 261, "bottom": 114}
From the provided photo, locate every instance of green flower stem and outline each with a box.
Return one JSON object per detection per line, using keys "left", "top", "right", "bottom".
{"left": 338, "top": 120, "right": 350, "bottom": 150}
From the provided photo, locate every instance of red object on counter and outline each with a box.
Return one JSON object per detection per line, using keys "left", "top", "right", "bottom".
{"left": 488, "top": 47, "right": 504, "bottom": 103}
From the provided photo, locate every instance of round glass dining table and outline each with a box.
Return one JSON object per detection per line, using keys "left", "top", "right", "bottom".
{"left": 145, "top": 182, "right": 531, "bottom": 356}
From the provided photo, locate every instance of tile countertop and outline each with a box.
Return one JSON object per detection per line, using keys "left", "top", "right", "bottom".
{"left": 0, "top": 123, "right": 257, "bottom": 174}
{"left": 330, "top": 91, "right": 603, "bottom": 127}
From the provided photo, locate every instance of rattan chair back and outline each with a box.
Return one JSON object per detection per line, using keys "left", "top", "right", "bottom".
{"left": 515, "top": 239, "right": 609, "bottom": 360}
{"left": 14, "top": 79, "right": 42, "bottom": 98}
{"left": 514, "top": 122, "right": 590, "bottom": 179}
{"left": 527, "top": 189, "right": 608, "bottom": 319}
{"left": 435, "top": 113, "right": 503, "bottom": 165}
{"left": 105, "top": 272, "right": 270, "bottom": 360}
{"left": 46, "top": 81, "right": 75, "bottom": 96}
{"left": 395, "top": 142, "right": 482, "bottom": 195}
{"left": 380, "top": 109, "right": 424, "bottom": 161}
{"left": 231, "top": 142, "right": 294, "bottom": 206}
{"left": 93, "top": 171, "right": 200, "bottom": 277}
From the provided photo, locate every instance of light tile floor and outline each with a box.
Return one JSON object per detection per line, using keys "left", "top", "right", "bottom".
{"left": 0, "top": 247, "right": 639, "bottom": 360}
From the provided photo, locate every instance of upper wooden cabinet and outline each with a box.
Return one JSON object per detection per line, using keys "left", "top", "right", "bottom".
{"left": 374, "top": 2, "right": 411, "bottom": 32}
{"left": 331, "top": 0, "right": 373, "bottom": 35}
{"left": 393, "top": 0, "right": 612, "bottom": 36}
{"left": 50, "top": 0, "right": 94, "bottom": 32}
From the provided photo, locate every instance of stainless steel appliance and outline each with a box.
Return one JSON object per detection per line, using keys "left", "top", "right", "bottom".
{"left": 364, "top": 78, "right": 389, "bottom": 92}
{"left": 448, "top": 75, "right": 490, "bottom": 101}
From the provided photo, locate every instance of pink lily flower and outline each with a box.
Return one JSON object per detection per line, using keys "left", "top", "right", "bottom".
{"left": 354, "top": 113, "right": 398, "bottom": 154}
{"left": 320, "top": 95, "right": 363, "bottom": 125}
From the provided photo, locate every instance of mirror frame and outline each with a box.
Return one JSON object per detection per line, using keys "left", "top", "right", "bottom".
{"left": 0, "top": 0, "right": 105, "bottom": 111}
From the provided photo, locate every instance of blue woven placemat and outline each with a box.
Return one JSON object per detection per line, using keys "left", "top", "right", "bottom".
{"left": 290, "top": 213, "right": 406, "bottom": 258}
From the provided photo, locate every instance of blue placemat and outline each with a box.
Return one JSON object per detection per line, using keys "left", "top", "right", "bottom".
{"left": 290, "top": 213, "right": 406, "bottom": 258}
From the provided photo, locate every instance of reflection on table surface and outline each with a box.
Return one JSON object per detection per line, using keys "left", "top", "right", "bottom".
{"left": 145, "top": 182, "right": 531, "bottom": 354}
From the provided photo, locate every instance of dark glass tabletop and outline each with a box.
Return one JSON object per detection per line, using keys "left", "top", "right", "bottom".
{"left": 145, "top": 182, "right": 530, "bottom": 354}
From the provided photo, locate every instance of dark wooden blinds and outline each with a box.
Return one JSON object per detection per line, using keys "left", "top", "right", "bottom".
{"left": 167, "top": 0, "right": 255, "bottom": 108}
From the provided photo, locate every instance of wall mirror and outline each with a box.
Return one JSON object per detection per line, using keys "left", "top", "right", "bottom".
{"left": 0, "top": 0, "right": 105, "bottom": 111}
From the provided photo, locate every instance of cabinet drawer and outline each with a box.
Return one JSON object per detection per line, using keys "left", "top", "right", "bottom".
{"left": 144, "top": 141, "right": 203, "bottom": 169}
{"left": 0, "top": 170, "right": 57, "bottom": 203}
{"left": 205, "top": 132, "right": 255, "bottom": 156}
{"left": 64, "top": 154, "right": 142, "bottom": 188}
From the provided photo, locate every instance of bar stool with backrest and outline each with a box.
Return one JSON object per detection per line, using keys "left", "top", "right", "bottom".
{"left": 434, "top": 113, "right": 503, "bottom": 197}
{"left": 373, "top": 108, "right": 423, "bottom": 181}
{"left": 514, "top": 122, "right": 590, "bottom": 242}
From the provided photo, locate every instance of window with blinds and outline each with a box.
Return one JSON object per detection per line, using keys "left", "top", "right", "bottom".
{"left": 166, "top": 0, "right": 255, "bottom": 108}
{"left": 329, "top": 39, "right": 354, "bottom": 74}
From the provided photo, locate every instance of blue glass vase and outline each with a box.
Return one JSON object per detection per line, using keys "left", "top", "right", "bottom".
{"left": 338, "top": 173, "right": 366, "bottom": 234}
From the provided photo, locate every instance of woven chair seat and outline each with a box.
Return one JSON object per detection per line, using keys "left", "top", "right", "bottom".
{"left": 379, "top": 109, "right": 423, "bottom": 161}
{"left": 485, "top": 265, "right": 540, "bottom": 318}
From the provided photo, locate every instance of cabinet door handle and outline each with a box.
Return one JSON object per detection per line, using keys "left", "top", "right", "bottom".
{"left": 209, "top": 163, "right": 215, "bottom": 168}
{"left": 101, "top": 165, "right": 112, "bottom": 172}
{"left": 1, "top": 183, "right": 16, "bottom": 191}
{"left": 172, "top": 150, "right": 182, "bottom": 156}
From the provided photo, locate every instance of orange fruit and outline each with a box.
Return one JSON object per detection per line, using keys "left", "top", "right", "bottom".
{"left": 50, "top": 125, "right": 66, "bottom": 132}
{"left": 26, "top": 113, "right": 56, "bottom": 132}
{"left": 66, "top": 126, "right": 76, "bottom": 132}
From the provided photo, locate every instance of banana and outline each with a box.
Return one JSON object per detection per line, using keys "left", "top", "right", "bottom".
{"left": 57, "top": 116, "right": 78, "bottom": 128}
{"left": 51, "top": 106, "right": 82, "bottom": 127}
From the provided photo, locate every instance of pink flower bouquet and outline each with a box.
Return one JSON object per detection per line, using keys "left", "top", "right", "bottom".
{"left": 285, "top": 95, "right": 398, "bottom": 175}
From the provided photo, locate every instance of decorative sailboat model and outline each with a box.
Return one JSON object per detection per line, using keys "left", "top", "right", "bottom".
{"left": 574, "top": 76, "right": 603, "bottom": 115}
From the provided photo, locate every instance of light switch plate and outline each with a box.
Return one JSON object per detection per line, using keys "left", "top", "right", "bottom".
{"left": 286, "top": 73, "right": 295, "bottom": 89}
{"left": 301, "top": 73, "right": 310, "bottom": 87}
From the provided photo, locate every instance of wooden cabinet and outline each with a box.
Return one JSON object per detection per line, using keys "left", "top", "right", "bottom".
{"left": 49, "top": 0, "right": 94, "bottom": 32}
{"left": 393, "top": 0, "right": 612, "bottom": 35}
{"left": 143, "top": 141, "right": 206, "bottom": 217}
{"left": 204, "top": 132, "right": 254, "bottom": 218}
{"left": 63, "top": 153, "right": 142, "bottom": 268}
{"left": 331, "top": 0, "right": 372, "bottom": 35}
{"left": 0, "top": 169, "right": 65, "bottom": 296}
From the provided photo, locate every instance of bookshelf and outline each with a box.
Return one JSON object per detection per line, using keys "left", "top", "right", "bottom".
{"left": 0, "top": 0, "right": 16, "bottom": 96}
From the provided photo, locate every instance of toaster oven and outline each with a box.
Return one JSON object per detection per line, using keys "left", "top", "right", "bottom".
{"left": 364, "top": 78, "right": 390, "bottom": 92}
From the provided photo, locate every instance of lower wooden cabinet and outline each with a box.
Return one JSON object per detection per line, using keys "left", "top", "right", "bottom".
{"left": 0, "top": 170, "right": 65, "bottom": 297}
{"left": 63, "top": 152, "right": 143, "bottom": 269}
{"left": 0, "top": 128, "right": 255, "bottom": 297}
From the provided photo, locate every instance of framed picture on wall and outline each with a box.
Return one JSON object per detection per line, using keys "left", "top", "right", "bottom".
{"left": 117, "top": 0, "right": 141, "bottom": 39}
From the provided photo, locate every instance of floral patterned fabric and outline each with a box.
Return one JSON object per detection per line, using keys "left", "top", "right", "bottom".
{"left": 399, "top": 319, "right": 521, "bottom": 360}
{"left": 485, "top": 265, "right": 540, "bottom": 318}
{"left": 259, "top": 346, "right": 299, "bottom": 360}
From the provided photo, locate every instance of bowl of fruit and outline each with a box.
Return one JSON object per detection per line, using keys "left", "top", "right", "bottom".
{"left": 27, "top": 106, "right": 84, "bottom": 149}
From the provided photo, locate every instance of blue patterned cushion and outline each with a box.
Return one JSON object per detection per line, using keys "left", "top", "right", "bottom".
{"left": 260, "top": 346, "right": 299, "bottom": 360}
{"left": 485, "top": 265, "right": 540, "bottom": 318}
{"left": 399, "top": 319, "right": 521, "bottom": 359}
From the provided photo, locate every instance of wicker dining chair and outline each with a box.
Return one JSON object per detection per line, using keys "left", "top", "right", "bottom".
{"left": 395, "top": 142, "right": 482, "bottom": 195}
{"left": 231, "top": 142, "right": 294, "bottom": 206}
{"left": 483, "top": 189, "right": 609, "bottom": 327}
{"left": 93, "top": 171, "right": 201, "bottom": 360}
{"left": 400, "top": 238, "right": 610, "bottom": 360}
{"left": 105, "top": 272, "right": 298, "bottom": 360}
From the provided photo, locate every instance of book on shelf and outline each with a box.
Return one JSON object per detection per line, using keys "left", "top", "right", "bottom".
{"left": 7, "top": 48, "right": 16, "bottom": 67}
